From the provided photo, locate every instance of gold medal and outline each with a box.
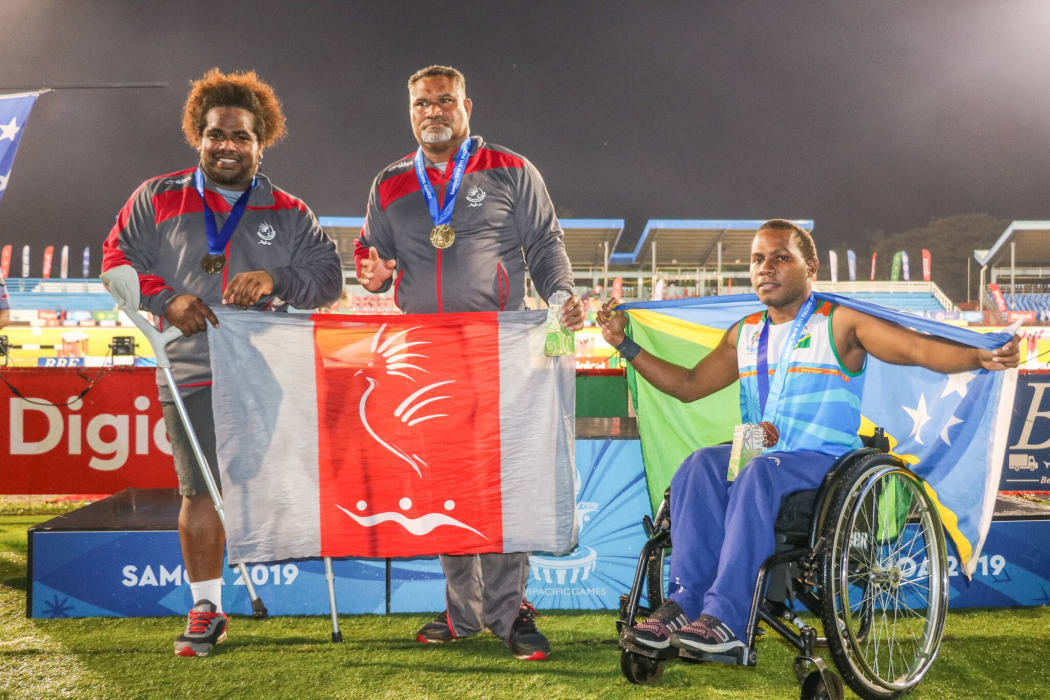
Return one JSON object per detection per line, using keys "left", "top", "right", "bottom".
{"left": 201, "top": 253, "right": 226, "bottom": 275}
{"left": 430, "top": 224, "right": 455, "bottom": 249}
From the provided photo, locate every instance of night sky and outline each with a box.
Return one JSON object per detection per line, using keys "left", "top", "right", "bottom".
{"left": 1, "top": 0, "right": 1048, "bottom": 272}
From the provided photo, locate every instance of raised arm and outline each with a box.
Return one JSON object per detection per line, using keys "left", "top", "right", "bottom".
{"left": 355, "top": 176, "right": 398, "bottom": 294}
{"left": 833, "top": 305, "right": 1020, "bottom": 373}
{"left": 596, "top": 299, "right": 740, "bottom": 402}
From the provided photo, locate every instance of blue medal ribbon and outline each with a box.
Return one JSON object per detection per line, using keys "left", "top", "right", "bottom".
{"left": 412, "top": 138, "right": 473, "bottom": 228}
{"left": 755, "top": 292, "right": 818, "bottom": 428}
{"left": 194, "top": 168, "right": 256, "bottom": 256}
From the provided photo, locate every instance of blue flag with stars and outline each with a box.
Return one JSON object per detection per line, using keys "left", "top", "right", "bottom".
{"left": 620, "top": 292, "right": 1017, "bottom": 578}
{"left": 0, "top": 91, "right": 43, "bottom": 206}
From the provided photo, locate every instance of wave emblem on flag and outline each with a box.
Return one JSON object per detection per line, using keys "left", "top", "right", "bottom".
{"left": 208, "top": 309, "right": 576, "bottom": 564}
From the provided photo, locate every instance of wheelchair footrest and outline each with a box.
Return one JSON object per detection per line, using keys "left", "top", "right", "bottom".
{"left": 676, "top": 644, "right": 757, "bottom": 667}
{"left": 620, "top": 638, "right": 678, "bottom": 661}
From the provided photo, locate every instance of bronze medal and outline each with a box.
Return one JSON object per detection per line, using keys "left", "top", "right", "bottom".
{"left": 758, "top": 421, "right": 779, "bottom": 448}
{"left": 429, "top": 224, "right": 455, "bottom": 249}
{"left": 201, "top": 253, "right": 226, "bottom": 275}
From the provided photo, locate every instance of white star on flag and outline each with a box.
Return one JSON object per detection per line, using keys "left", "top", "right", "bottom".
{"left": 941, "top": 371, "right": 975, "bottom": 399}
{"left": 0, "top": 172, "right": 7, "bottom": 191}
{"left": 939, "top": 415, "right": 964, "bottom": 446}
{"left": 0, "top": 117, "right": 19, "bottom": 142}
{"left": 902, "top": 393, "right": 932, "bottom": 445}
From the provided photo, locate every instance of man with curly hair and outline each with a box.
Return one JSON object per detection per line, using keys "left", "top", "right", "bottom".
{"left": 102, "top": 69, "right": 342, "bottom": 657}
{"left": 355, "top": 65, "right": 585, "bottom": 661}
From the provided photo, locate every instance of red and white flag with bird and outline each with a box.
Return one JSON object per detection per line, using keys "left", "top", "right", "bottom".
{"left": 208, "top": 308, "right": 577, "bottom": 563}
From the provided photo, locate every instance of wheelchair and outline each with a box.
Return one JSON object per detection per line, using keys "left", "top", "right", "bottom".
{"left": 616, "top": 428, "right": 949, "bottom": 700}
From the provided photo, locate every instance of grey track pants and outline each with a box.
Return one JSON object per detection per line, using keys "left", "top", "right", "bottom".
{"left": 440, "top": 551, "right": 530, "bottom": 643}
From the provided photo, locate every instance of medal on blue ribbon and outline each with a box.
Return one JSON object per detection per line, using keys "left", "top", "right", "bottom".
{"left": 755, "top": 292, "right": 818, "bottom": 448}
{"left": 195, "top": 168, "right": 256, "bottom": 274}
{"left": 413, "top": 138, "right": 473, "bottom": 249}
{"left": 728, "top": 293, "right": 817, "bottom": 480}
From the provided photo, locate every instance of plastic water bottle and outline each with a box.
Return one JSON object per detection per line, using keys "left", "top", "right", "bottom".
{"left": 544, "top": 290, "right": 575, "bottom": 357}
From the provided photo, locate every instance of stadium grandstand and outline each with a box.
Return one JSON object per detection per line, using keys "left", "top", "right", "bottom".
{"left": 4, "top": 278, "right": 115, "bottom": 313}
{"left": 2, "top": 216, "right": 1043, "bottom": 328}
{"left": 974, "top": 220, "right": 1050, "bottom": 323}
{"left": 598, "top": 219, "right": 955, "bottom": 317}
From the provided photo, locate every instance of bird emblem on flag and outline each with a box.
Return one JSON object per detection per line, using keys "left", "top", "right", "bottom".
{"left": 324, "top": 324, "right": 485, "bottom": 539}
{"left": 311, "top": 315, "right": 505, "bottom": 555}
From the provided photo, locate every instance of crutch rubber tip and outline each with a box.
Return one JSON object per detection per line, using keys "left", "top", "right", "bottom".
{"left": 332, "top": 631, "right": 343, "bottom": 643}
{"left": 251, "top": 598, "right": 269, "bottom": 618}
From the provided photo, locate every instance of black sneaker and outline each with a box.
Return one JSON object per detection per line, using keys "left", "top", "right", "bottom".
{"left": 671, "top": 613, "right": 744, "bottom": 654}
{"left": 509, "top": 601, "right": 550, "bottom": 660}
{"left": 174, "top": 599, "right": 227, "bottom": 657}
{"left": 416, "top": 610, "right": 457, "bottom": 643}
{"left": 621, "top": 599, "right": 689, "bottom": 651}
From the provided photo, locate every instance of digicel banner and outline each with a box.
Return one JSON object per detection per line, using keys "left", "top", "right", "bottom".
{"left": 0, "top": 367, "right": 178, "bottom": 493}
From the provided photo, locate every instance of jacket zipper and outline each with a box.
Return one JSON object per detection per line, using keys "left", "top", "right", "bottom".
{"left": 497, "top": 262, "right": 508, "bottom": 311}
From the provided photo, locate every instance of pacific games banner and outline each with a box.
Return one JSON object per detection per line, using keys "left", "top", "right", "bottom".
{"left": 208, "top": 309, "right": 577, "bottom": 564}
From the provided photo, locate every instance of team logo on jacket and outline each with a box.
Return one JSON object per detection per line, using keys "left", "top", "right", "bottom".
{"left": 465, "top": 186, "right": 486, "bottom": 207}
{"left": 257, "top": 222, "right": 276, "bottom": 244}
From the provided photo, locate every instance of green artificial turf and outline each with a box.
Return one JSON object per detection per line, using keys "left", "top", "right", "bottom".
{"left": 2, "top": 515, "right": 1048, "bottom": 699}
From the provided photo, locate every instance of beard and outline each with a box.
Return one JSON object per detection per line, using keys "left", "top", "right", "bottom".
{"left": 201, "top": 157, "right": 254, "bottom": 188}
{"left": 420, "top": 125, "right": 453, "bottom": 144}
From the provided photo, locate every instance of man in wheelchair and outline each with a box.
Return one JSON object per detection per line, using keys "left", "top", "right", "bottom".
{"left": 596, "top": 219, "right": 1019, "bottom": 665}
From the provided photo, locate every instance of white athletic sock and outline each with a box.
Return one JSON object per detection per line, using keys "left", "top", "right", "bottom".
{"left": 189, "top": 578, "right": 223, "bottom": 613}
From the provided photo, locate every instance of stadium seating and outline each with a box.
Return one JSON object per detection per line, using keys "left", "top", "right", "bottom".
{"left": 1005, "top": 292, "right": 1050, "bottom": 321}
{"left": 8, "top": 292, "right": 117, "bottom": 312}
{"left": 4, "top": 279, "right": 115, "bottom": 313}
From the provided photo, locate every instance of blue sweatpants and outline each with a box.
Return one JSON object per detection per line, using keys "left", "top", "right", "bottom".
{"left": 667, "top": 445, "right": 836, "bottom": 639}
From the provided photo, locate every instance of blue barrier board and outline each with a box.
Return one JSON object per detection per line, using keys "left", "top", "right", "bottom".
{"left": 29, "top": 530, "right": 386, "bottom": 618}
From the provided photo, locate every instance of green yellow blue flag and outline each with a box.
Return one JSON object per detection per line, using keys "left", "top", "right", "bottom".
{"left": 620, "top": 293, "right": 1017, "bottom": 577}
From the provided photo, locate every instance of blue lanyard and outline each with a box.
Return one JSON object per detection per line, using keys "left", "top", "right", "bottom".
{"left": 755, "top": 293, "right": 817, "bottom": 424}
{"left": 412, "top": 138, "right": 473, "bottom": 227}
{"left": 194, "top": 168, "right": 256, "bottom": 256}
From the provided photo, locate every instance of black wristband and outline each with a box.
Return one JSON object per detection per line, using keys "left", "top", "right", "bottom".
{"left": 616, "top": 336, "right": 642, "bottom": 362}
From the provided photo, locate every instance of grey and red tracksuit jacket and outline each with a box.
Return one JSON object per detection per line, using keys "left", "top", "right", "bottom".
{"left": 102, "top": 167, "right": 342, "bottom": 401}
{"left": 355, "top": 135, "right": 573, "bottom": 313}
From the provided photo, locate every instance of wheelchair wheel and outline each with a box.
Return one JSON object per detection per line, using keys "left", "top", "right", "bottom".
{"left": 801, "top": 669, "right": 844, "bottom": 700}
{"left": 644, "top": 542, "right": 668, "bottom": 610}
{"left": 819, "top": 455, "right": 948, "bottom": 699}
{"left": 620, "top": 648, "right": 665, "bottom": 685}
{"left": 641, "top": 491, "right": 670, "bottom": 613}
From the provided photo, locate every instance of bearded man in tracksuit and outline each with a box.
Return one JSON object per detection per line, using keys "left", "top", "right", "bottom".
{"left": 102, "top": 69, "right": 342, "bottom": 657}
{"left": 355, "top": 65, "right": 585, "bottom": 660}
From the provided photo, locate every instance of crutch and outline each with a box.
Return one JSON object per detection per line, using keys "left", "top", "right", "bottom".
{"left": 325, "top": 556, "right": 342, "bottom": 642}
{"left": 101, "top": 264, "right": 267, "bottom": 618}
